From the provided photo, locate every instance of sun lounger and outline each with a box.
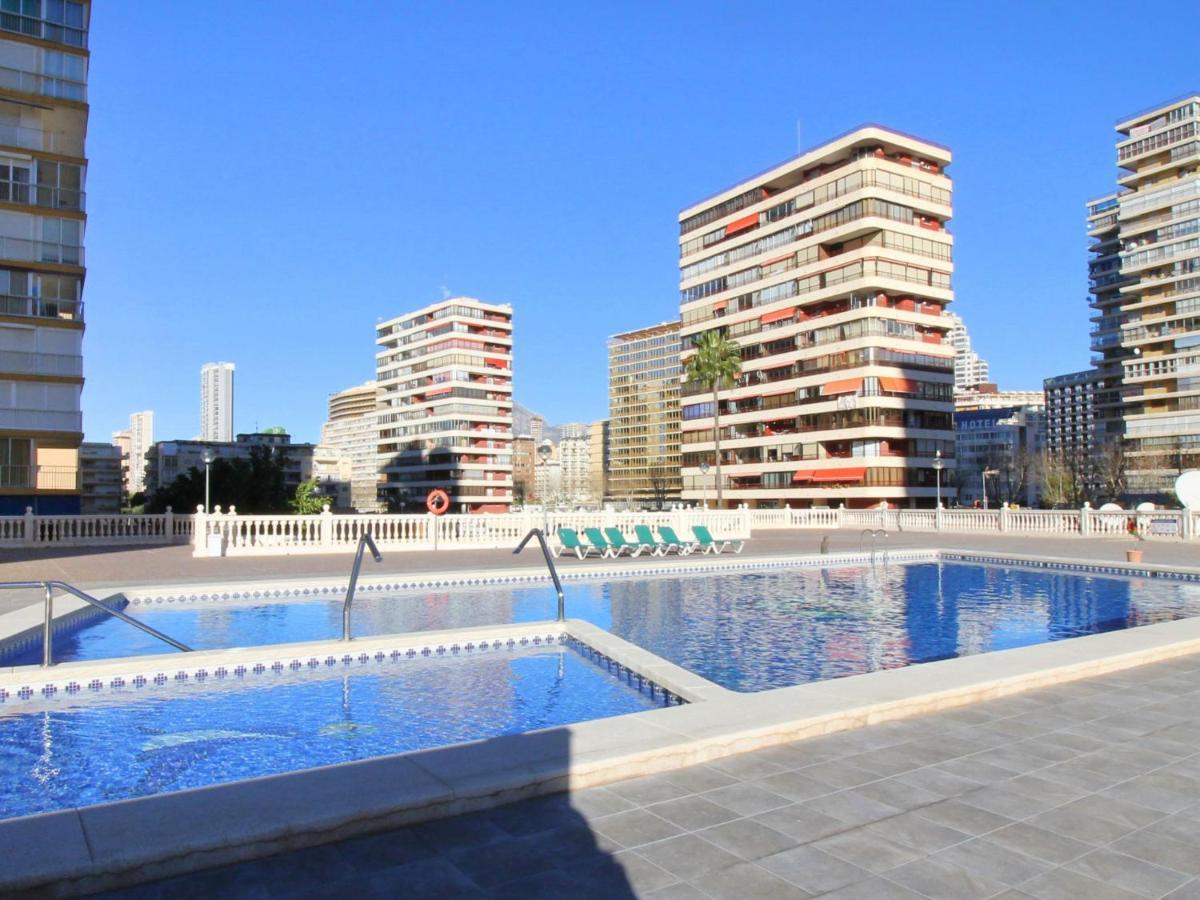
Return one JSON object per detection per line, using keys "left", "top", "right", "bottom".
{"left": 655, "top": 525, "right": 699, "bottom": 555}
{"left": 692, "top": 524, "right": 745, "bottom": 554}
{"left": 555, "top": 527, "right": 600, "bottom": 559}
{"left": 604, "top": 527, "right": 651, "bottom": 557}
{"left": 583, "top": 527, "right": 626, "bottom": 558}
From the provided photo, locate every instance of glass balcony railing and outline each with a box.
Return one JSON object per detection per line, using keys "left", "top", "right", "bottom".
{"left": 0, "top": 235, "right": 82, "bottom": 265}
{"left": 0, "top": 64, "right": 85, "bottom": 102}
{"left": 0, "top": 6, "right": 86, "bottom": 49}
{"left": 0, "top": 292, "right": 81, "bottom": 321}
{"left": 0, "top": 349, "right": 80, "bottom": 376}
{"left": 0, "top": 121, "right": 83, "bottom": 156}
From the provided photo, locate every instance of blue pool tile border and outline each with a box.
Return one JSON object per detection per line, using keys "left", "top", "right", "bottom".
{"left": 0, "top": 630, "right": 686, "bottom": 709}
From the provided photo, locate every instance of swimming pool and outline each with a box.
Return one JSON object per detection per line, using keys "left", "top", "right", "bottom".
{"left": 0, "top": 641, "right": 661, "bottom": 820}
{"left": 17, "top": 560, "right": 1200, "bottom": 692}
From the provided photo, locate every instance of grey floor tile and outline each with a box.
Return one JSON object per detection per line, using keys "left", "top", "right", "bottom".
{"left": 1016, "top": 867, "right": 1143, "bottom": 900}
{"left": 751, "top": 803, "right": 851, "bottom": 843}
{"left": 982, "top": 822, "right": 1093, "bottom": 866}
{"left": 706, "top": 753, "right": 788, "bottom": 781}
{"left": 697, "top": 818, "right": 797, "bottom": 861}
{"left": 568, "top": 786, "right": 638, "bottom": 820}
{"left": 957, "top": 783, "right": 1062, "bottom": 820}
{"left": 354, "top": 856, "right": 486, "bottom": 897}
{"left": 810, "top": 828, "right": 921, "bottom": 873}
{"left": 937, "top": 756, "right": 1029, "bottom": 785}
{"left": 755, "top": 769, "right": 839, "bottom": 802}
{"left": 798, "top": 760, "right": 883, "bottom": 789}
{"left": 802, "top": 789, "right": 903, "bottom": 827}
{"left": 854, "top": 777, "right": 943, "bottom": 812}
{"left": 686, "top": 861, "right": 813, "bottom": 899}
{"left": 646, "top": 883, "right": 709, "bottom": 899}
{"left": 1103, "top": 771, "right": 1200, "bottom": 814}
{"left": 592, "top": 807, "right": 684, "bottom": 849}
{"left": 608, "top": 849, "right": 682, "bottom": 895}
{"left": 608, "top": 772, "right": 696, "bottom": 806}
{"left": 444, "top": 835, "right": 557, "bottom": 889}
{"left": 1138, "top": 809, "right": 1200, "bottom": 844}
{"left": 1003, "top": 773, "right": 1088, "bottom": 807}
{"left": 646, "top": 795, "right": 740, "bottom": 831}
{"left": 883, "top": 855, "right": 1009, "bottom": 900}
{"left": 1111, "top": 830, "right": 1200, "bottom": 876}
{"left": 819, "top": 875, "right": 929, "bottom": 899}
{"left": 1164, "top": 879, "right": 1200, "bottom": 899}
{"left": 1028, "top": 803, "right": 1142, "bottom": 845}
{"left": 913, "top": 798, "right": 1014, "bottom": 835}
{"left": 1061, "top": 793, "right": 1165, "bottom": 831}
{"left": 662, "top": 765, "right": 741, "bottom": 795}
{"left": 1064, "top": 848, "right": 1192, "bottom": 898}
{"left": 758, "top": 844, "right": 874, "bottom": 894}
{"left": 1036, "top": 760, "right": 1128, "bottom": 792}
{"left": 863, "top": 810, "right": 972, "bottom": 854}
{"left": 702, "top": 782, "right": 791, "bottom": 817}
{"left": 636, "top": 833, "right": 743, "bottom": 879}
{"left": 931, "top": 836, "right": 1053, "bottom": 887}
{"left": 410, "top": 813, "right": 508, "bottom": 852}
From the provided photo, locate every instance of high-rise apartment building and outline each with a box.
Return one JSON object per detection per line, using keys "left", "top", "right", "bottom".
{"left": 588, "top": 419, "right": 608, "bottom": 503}
{"left": 79, "top": 441, "right": 120, "bottom": 513}
{"left": 944, "top": 312, "right": 990, "bottom": 390}
{"left": 1088, "top": 94, "right": 1200, "bottom": 499}
{"left": 375, "top": 297, "right": 513, "bottom": 513}
{"left": 1044, "top": 369, "right": 1100, "bottom": 467}
{"left": 558, "top": 423, "right": 592, "bottom": 504}
{"left": 112, "top": 409, "right": 153, "bottom": 496}
{"left": 607, "top": 321, "right": 682, "bottom": 507}
{"left": 320, "top": 382, "right": 381, "bottom": 512}
{"left": 200, "top": 362, "right": 235, "bottom": 442}
{"left": 512, "top": 434, "right": 535, "bottom": 503}
{"left": 0, "top": 0, "right": 89, "bottom": 515}
{"left": 678, "top": 126, "right": 956, "bottom": 509}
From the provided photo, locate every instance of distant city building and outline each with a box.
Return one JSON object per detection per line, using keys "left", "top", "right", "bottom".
{"left": 112, "top": 410, "right": 153, "bottom": 497}
{"left": 512, "top": 435, "right": 535, "bottom": 504}
{"left": 200, "top": 362, "right": 235, "bottom": 442}
{"left": 954, "top": 406, "right": 1045, "bottom": 508}
{"left": 528, "top": 414, "right": 546, "bottom": 446}
{"left": 310, "top": 443, "right": 350, "bottom": 509}
{"left": 0, "top": 3, "right": 90, "bottom": 515}
{"left": 607, "top": 321, "right": 682, "bottom": 507}
{"left": 678, "top": 126, "right": 956, "bottom": 509}
{"left": 79, "top": 443, "right": 122, "bottom": 514}
{"left": 144, "top": 432, "right": 315, "bottom": 499}
{"left": 558, "top": 423, "right": 593, "bottom": 504}
{"left": 375, "top": 297, "right": 513, "bottom": 513}
{"left": 320, "top": 382, "right": 381, "bottom": 512}
{"left": 944, "top": 312, "right": 990, "bottom": 390}
{"left": 1088, "top": 94, "right": 1200, "bottom": 500}
{"left": 1044, "top": 369, "right": 1100, "bottom": 467}
{"left": 588, "top": 420, "right": 608, "bottom": 504}
{"left": 954, "top": 385, "right": 1046, "bottom": 412}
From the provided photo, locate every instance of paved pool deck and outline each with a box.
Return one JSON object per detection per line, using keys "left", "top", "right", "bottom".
{"left": 0, "top": 528, "right": 1192, "bottom": 616}
{"left": 99, "top": 646, "right": 1200, "bottom": 899}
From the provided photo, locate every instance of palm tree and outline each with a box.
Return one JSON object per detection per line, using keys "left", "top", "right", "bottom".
{"left": 685, "top": 329, "right": 742, "bottom": 508}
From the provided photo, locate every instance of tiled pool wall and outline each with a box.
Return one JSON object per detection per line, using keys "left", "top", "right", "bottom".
{"left": 0, "top": 592, "right": 125, "bottom": 662}
{"left": 0, "top": 625, "right": 690, "bottom": 709}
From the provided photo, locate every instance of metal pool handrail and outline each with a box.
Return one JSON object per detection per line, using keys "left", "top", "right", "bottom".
{"left": 0, "top": 580, "right": 193, "bottom": 667}
{"left": 514, "top": 528, "right": 566, "bottom": 621}
{"left": 342, "top": 532, "right": 382, "bottom": 641}
{"left": 859, "top": 528, "right": 888, "bottom": 564}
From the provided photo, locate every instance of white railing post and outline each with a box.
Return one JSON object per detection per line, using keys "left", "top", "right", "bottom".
{"left": 999, "top": 504, "right": 1009, "bottom": 533}
{"left": 163, "top": 505, "right": 174, "bottom": 542}
{"left": 1080, "top": 502, "right": 1091, "bottom": 538}
{"left": 320, "top": 504, "right": 333, "bottom": 547}
{"left": 23, "top": 506, "right": 35, "bottom": 546}
{"left": 935, "top": 502, "right": 943, "bottom": 532}
{"left": 192, "top": 504, "right": 207, "bottom": 557}
{"left": 1184, "top": 508, "right": 1195, "bottom": 541}
{"left": 837, "top": 503, "right": 846, "bottom": 529}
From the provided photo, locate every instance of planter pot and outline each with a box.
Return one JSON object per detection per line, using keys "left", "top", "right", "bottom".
{"left": 1126, "top": 549, "right": 1144, "bottom": 564}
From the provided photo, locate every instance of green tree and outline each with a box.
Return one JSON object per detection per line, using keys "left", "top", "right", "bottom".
{"left": 290, "top": 478, "right": 327, "bottom": 514}
{"left": 146, "top": 446, "right": 291, "bottom": 514}
{"left": 684, "top": 329, "right": 742, "bottom": 508}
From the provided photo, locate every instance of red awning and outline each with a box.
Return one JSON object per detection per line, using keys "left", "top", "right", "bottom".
{"left": 760, "top": 307, "right": 796, "bottom": 325}
{"left": 762, "top": 252, "right": 793, "bottom": 266}
{"left": 424, "top": 386, "right": 452, "bottom": 397}
{"left": 725, "top": 213, "right": 758, "bottom": 236}
{"left": 792, "top": 470, "right": 815, "bottom": 483}
{"left": 811, "top": 466, "right": 867, "bottom": 483}
{"left": 712, "top": 299, "right": 728, "bottom": 310}
{"left": 821, "top": 377, "right": 862, "bottom": 396}
{"left": 879, "top": 377, "right": 918, "bottom": 393}
{"left": 759, "top": 388, "right": 795, "bottom": 399}
{"left": 484, "top": 357, "right": 508, "bottom": 367}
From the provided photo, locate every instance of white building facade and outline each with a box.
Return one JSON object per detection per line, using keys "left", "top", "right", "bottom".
{"left": 200, "top": 362, "right": 235, "bottom": 442}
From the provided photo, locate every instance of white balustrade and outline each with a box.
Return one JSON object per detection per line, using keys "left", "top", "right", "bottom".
{"left": 0, "top": 507, "right": 189, "bottom": 548}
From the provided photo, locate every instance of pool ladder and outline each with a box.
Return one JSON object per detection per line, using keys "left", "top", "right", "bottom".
{"left": 859, "top": 529, "right": 889, "bottom": 565}
{"left": 342, "top": 532, "right": 382, "bottom": 641}
{"left": 0, "top": 580, "right": 193, "bottom": 668}
{"left": 514, "top": 528, "right": 566, "bottom": 621}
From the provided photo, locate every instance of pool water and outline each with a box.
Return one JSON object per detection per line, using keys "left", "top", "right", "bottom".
{"left": 0, "top": 644, "right": 659, "bottom": 820}
{"left": 20, "top": 562, "right": 1200, "bottom": 692}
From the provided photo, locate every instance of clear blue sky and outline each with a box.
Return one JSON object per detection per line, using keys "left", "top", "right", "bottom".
{"left": 83, "top": 1, "right": 1197, "bottom": 444}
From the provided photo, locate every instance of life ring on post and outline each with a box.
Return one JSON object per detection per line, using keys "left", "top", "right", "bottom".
{"left": 426, "top": 489, "right": 450, "bottom": 516}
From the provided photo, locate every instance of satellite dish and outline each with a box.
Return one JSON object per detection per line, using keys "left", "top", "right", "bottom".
{"left": 1135, "top": 502, "right": 1156, "bottom": 513}
{"left": 1099, "top": 502, "right": 1123, "bottom": 512}
{"left": 1176, "top": 470, "right": 1200, "bottom": 509}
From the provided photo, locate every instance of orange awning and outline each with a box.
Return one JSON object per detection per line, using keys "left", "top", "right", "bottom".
{"left": 760, "top": 306, "right": 796, "bottom": 325}
{"left": 879, "top": 377, "right": 918, "bottom": 393}
{"left": 725, "top": 213, "right": 758, "bottom": 236}
{"left": 424, "top": 386, "right": 452, "bottom": 397}
{"left": 811, "top": 466, "right": 867, "bottom": 483}
{"left": 759, "top": 388, "right": 794, "bottom": 399}
{"left": 792, "top": 470, "right": 815, "bottom": 483}
{"left": 484, "top": 357, "right": 508, "bottom": 367}
{"left": 712, "top": 299, "right": 728, "bottom": 310}
{"left": 762, "top": 252, "right": 793, "bottom": 266}
{"left": 821, "top": 377, "right": 862, "bottom": 396}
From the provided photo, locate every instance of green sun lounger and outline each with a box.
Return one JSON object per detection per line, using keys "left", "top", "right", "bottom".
{"left": 692, "top": 524, "right": 745, "bottom": 554}
{"left": 555, "top": 527, "right": 599, "bottom": 559}
{"left": 634, "top": 524, "right": 674, "bottom": 555}
{"left": 604, "top": 527, "right": 651, "bottom": 557}
{"left": 583, "top": 527, "right": 626, "bottom": 558}
{"left": 655, "top": 525, "right": 698, "bottom": 555}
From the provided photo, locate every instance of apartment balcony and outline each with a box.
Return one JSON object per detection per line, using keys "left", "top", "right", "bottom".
{"left": 0, "top": 350, "right": 82, "bottom": 377}
{"left": 0, "top": 235, "right": 83, "bottom": 267}
{"left": 0, "top": 121, "right": 84, "bottom": 157}
{"left": 0, "top": 464, "right": 79, "bottom": 490}
{"left": 0, "top": 407, "right": 81, "bottom": 431}
{"left": 0, "top": 8, "right": 86, "bottom": 48}
{"left": 0, "top": 293, "right": 82, "bottom": 322}
{"left": 0, "top": 64, "right": 86, "bottom": 103}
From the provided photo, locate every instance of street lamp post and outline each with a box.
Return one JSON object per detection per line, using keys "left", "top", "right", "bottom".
{"left": 932, "top": 450, "right": 944, "bottom": 530}
{"left": 982, "top": 468, "right": 999, "bottom": 510}
{"left": 699, "top": 461, "right": 710, "bottom": 510}
{"left": 537, "top": 439, "right": 552, "bottom": 535}
{"left": 202, "top": 450, "right": 215, "bottom": 514}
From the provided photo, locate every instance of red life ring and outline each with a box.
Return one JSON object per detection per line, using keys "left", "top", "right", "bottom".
{"left": 426, "top": 489, "right": 450, "bottom": 516}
